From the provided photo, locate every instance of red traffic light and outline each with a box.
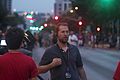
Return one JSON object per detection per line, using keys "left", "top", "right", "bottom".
{"left": 54, "top": 16, "right": 59, "bottom": 20}
{"left": 44, "top": 23, "right": 48, "bottom": 27}
{"left": 78, "top": 21, "right": 82, "bottom": 26}
{"left": 97, "top": 27, "right": 101, "bottom": 32}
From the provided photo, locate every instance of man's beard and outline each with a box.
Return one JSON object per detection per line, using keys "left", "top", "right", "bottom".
{"left": 59, "top": 38, "right": 68, "bottom": 44}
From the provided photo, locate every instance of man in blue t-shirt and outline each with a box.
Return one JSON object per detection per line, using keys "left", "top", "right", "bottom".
{"left": 38, "top": 22, "right": 87, "bottom": 80}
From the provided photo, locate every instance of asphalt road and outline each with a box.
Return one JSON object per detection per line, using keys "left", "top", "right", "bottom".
{"left": 32, "top": 46, "right": 120, "bottom": 80}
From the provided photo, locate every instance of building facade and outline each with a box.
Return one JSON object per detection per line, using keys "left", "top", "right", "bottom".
{"left": 54, "top": 0, "right": 71, "bottom": 16}
{"left": 0, "top": 0, "right": 12, "bottom": 14}
{"left": 0, "top": 0, "right": 12, "bottom": 31}
{"left": 6, "top": 0, "right": 12, "bottom": 13}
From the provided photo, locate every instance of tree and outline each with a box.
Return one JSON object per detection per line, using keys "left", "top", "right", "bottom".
{"left": 0, "top": 12, "right": 26, "bottom": 31}
{"left": 72, "top": 0, "right": 120, "bottom": 24}
{"left": 0, "top": 0, "right": 8, "bottom": 23}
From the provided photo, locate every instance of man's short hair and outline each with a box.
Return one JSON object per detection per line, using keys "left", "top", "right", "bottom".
{"left": 55, "top": 22, "right": 68, "bottom": 36}
{"left": 5, "top": 27, "right": 24, "bottom": 50}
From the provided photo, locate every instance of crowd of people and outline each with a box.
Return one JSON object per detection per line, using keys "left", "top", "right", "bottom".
{"left": 0, "top": 22, "right": 119, "bottom": 80}
{"left": 0, "top": 24, "right": 87, "bottom": 80}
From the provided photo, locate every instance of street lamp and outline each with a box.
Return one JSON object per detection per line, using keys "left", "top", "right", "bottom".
{"left": 70, "top": 9, "right": 74, "bottom": 13}
{"left": 69, "top": 6, "right": 79, "bottom": 14}
{"left": 75, "top": 7, "right": 78, "bottom": 10}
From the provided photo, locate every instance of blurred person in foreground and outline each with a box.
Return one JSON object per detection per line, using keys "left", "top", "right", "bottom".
{"left": 38, "top": 23, "right": 87, "bottom": 80}
{"left": 0, "top": 27, "right": 38, "bottom": 80}
{"left": 113, "top": 61, "right": 120, "bottom": 80}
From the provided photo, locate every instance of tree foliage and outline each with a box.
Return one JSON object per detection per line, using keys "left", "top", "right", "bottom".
{"left": 4, "top": 13, "right": 25, "bottom": 26}
{"left": 72, "top": 0, "right": 120, "bottom": 24}
{"left": 0, "top": 1, "right": 25, "bottom": 31}
{"left": 0, "top": 1, "right": 8, "bottom": 22}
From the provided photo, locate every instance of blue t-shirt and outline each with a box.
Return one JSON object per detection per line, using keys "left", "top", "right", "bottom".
{"left": 39, "top": 44, "right": 83, "bottom": 80}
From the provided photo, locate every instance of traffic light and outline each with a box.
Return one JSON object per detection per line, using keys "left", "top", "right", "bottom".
{"left": 78, "top": 21, "right": 83, "bottom": 26}
{"left": 97, "top": 0, "right": 115, "bottom": 9}
{"left": 39, "top": 26, "right": 44, "bottom": 31}
{"left": 100, "top": 0, "right": 114, "bottom": 5}
{"left": 96, "top": 27, "right": 101, "bottom": 32}
{"left": 54, "top": 16, "right": 59, "bottom": 20}
{"left": 29, "top": 20, "right": 34, "bottom": 23}
{"left": 44, "top": 23, "right": 48, "bottom": 27}
{"left": 29, "top": 26, "right": 39, "bottom": 31}
{"left": 29, "top": 26, "right": 44, "bottom": 31}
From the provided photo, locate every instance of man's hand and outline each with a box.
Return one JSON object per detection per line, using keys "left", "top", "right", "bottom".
{"left": 51, "top": 58, "right": 62, "bottom": 68}
{"left": 38, "top": 58, "right": 62, "bottom": 73}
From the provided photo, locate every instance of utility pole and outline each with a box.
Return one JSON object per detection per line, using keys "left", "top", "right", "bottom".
{"left": 116, "top": 19, "right": 120, "bottom": 49}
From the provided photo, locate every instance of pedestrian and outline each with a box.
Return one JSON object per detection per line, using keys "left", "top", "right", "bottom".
{"left": 25, "top": 30, "right": 35, "bottom": 51}
{"left": 18, "top": 48, "right": 32, "bottom": 57}
{"left": 78, "top": 32, "right": 84, "bottom": 46}
{"left": 0, "top": 27, "right": 38, "bottom": 80}
{"left": 68, "top": 30, "right": 78, "bottom": 46}
{"left": 113, "top": 61, "right": 120, "bottom": 80}
{"left": 34, "top": 32, "right": 41, "bottom": 48}
{"left": 38, "top": 22, "right": 87, "bottom": 80}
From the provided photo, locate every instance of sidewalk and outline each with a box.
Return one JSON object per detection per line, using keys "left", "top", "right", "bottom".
{"left": 97, "top": 44, "right": 120, "bottom": 51}
{"left": 85, "top": 43, "right": 120, "bottom": 51}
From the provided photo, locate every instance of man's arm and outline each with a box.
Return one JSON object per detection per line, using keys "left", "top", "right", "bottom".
{"left": 78, "top": 67, "right": 87, "bottom": 80}
{"left": 38, "top": 58, "right": 62, "bottom": 73}
{"left": 31, "top": 77, "right": 37, "bottom": 80}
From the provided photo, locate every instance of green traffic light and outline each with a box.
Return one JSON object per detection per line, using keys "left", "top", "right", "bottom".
{"left": 39, "top": 26, "right": 44, "bottom": 31}
{"left": 98, "top": 0, "right": 115, "bottom": 9}
{"left": 29, "top": 26, "right": 44, "bottom": 31}
{"left": 101, "top": 0, "right": 113, "bottom": 3}
{"left": 30, "top": 20, "right": 34, "bottom": 23}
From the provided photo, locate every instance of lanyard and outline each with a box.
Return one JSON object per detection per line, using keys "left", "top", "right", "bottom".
{"left": 56, "top": 44, "right": 72, "bottom": 79}
{"left": 56, "top": 44, "right": 70, "bottom": 69}
{"left": 61, "top": 49, "right": 70, "bottom": 67}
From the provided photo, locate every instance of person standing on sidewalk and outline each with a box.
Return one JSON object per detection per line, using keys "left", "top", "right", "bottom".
{"left": 0, "top": 27, "right": 38, "bottom": 80}
{"left": 38, "top": 22, "right": 87, "bottom": 80}
{"left": 113, "top": 61, "right": 120, "bottom": 80}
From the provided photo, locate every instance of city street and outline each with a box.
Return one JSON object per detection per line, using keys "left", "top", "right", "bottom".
{"left": 32, "top": 47, "right": 120, "bottom": 80}
{"left": 81, "top": 47, "right": 120, "bottom": 80}
{"left": 1, "top": 0, "right": 120, "bottom": 80}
